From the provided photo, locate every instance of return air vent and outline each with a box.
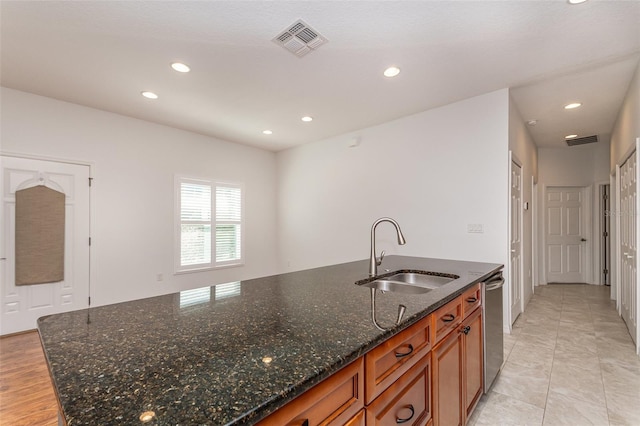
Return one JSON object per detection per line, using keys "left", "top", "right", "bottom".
{"left": 272, "top": 19, "right": 327, "bottom": 57}
{"left": 566, "top": 135, "right": 599, "bottom": 146}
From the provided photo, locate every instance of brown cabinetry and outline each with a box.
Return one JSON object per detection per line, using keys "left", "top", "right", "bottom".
{"left": 462, "top": 307, "right": 483, "bottom": 418}
{"left": 461, "top": 284, "right": 481, "bottom": 318}
{"left": 432, "top": 325, "right": 464, "bottom": 426}
{"left": 364, "top": 315, "right": 432, "bottom": 404}
{"left": 432, "top": 288, "right": 484, "bottom": 426}
{"left": 260, "top": 284, "right": 485, "bottom": 426}
{"left": 257, "top": 358, "right": 364, "bottom": 426}
{"left": 366, "top": 353, "right": 432, "bottom": 426}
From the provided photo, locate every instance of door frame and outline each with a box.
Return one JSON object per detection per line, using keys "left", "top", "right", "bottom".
{"left": 596, "top": 182, "right": 611, "bottom": 286}
{"left": 507, "top": 151, "right": 524, "bottom": 331}
{"left": 540, "top": 185, "right": 592, "bottom": 284}
{"left": 614, "top": 138, "right": 640, "bottom": 354}
{"left": 0, "top": 150, "right": 94, "bottom": 316}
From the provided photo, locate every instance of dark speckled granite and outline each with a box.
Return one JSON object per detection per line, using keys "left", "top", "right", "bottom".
{"left": 38, "top": 256, "right": 502, "bottom": 425}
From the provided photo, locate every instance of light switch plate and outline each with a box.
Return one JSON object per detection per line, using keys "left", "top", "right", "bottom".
{"left": 467, "top": 224, "right": 484, "bottom": 233}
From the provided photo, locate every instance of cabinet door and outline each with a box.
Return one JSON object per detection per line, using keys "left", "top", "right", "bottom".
{"left": 463, "top": 308, "right": 483, "bottom": 419}
{"left": 432, "top": 329, "right": 463, "bottom": 426}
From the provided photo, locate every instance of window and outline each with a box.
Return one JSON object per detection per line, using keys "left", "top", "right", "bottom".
{"left": 176, "top": 177, "right": 243, "bottom": 272}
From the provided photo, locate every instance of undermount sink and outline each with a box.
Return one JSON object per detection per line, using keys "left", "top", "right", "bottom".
{"left": 385, "top": 272, "right": 455, "bottom": 288}
{"left": 360, "top": 279, "right": 433, "bottom": 294}
{"left": 357, "top": 270, "right": 459, "bottom": 294}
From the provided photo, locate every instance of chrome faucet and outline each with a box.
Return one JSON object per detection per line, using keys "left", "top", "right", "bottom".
{"left": 369, "top": 217, "right": 406, "bottom": 277}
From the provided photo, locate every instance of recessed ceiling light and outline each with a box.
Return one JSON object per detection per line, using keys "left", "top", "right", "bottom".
{"left": 262, "top": 130, "right": 273, "bottom": 135}
{"left": 301, "top": 116, "right": 313, "bottom": 122}
{"left": 383, "top": 66, "right": 401, "bottom": 78}
{"left": 567, "top": 0, "right": 587, "bottom": 4}
{"left": 171, "top": 62, "right": 191, "bottom": 73}
{"left": 141, "top": 91, "right": 158, "bottom": 99}
{"left": 564, "top": 102, "right": 582, "bottom": 110}
{"left": 565, "top": 134, "right": 579, "bottom": 139}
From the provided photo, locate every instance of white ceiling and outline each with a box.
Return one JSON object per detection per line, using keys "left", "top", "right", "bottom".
{"left": 1, "top": 1, "right": 639, "bottom": 151}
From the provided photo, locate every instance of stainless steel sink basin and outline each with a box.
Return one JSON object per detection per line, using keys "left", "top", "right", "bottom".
{"left": 384, "top": 272, "right": 455, "bottom": 288}
{"left": 359, "top": 279, "right": 433, "bottom": 294}
{"left": 356, "top": 270, "right": 459, "bottom": 294}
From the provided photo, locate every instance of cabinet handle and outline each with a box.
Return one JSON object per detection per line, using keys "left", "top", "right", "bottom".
{"left": 394, "top": 343, "right": 414, "bottom": 358}
{"left": 442, "top": 314, "right": 456, "bottom": 323}
{"left": 460, "top": 325, "right": 471, "bottom": 335}
{"left": 466, "top": 297, "right": 477, "bottom": 303}
{"left": 396, "top": 404, "right": 415, "bottom": 424}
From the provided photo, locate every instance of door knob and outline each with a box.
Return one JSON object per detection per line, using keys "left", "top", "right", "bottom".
{"left": 580, "top": 238, "right": 587, "bottom": 242}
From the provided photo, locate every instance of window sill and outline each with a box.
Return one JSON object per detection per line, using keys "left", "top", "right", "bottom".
{"left": 175, "top": 262, "right": 244, "bottom": 275}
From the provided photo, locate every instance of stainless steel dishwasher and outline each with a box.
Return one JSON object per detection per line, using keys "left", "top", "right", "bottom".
{"left": 483, "top": 271, "right": 505, "bottom": 393}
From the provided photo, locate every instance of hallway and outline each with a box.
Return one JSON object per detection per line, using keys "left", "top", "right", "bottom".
{"left": 470, "top": 284, "right": 640, "bottom": 425}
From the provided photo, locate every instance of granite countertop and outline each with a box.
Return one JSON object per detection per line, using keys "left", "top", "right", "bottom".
{"left": 38, "top": 255, "right": 502, "bottom": 425}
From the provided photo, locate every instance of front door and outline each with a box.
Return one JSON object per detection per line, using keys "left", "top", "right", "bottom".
{"left": 510, "top": 160, "right": 523, "bottom": 322}
{"left": 620, "top": 152, "right": 637, "bottom": 345}
{"left": 545, "top": 187, "right": 586, "bottom": 283}
{"left": 0, "top": 156, "right": 90, "bottom": 335}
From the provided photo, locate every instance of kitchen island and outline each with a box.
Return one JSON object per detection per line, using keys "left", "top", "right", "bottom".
{"left": 38, "top": 256, "right": 502, "bottom": 425}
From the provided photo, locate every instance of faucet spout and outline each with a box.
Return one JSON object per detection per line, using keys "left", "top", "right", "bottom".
{"left": 369, "top": 217, "right": 406, "bottom": 277}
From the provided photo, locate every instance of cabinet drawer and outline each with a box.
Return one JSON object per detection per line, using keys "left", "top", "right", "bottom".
{"left": 364, "top": 315, "right": 432, "bottom": 404}
{"left": 257, "top": 358, "right": 364, "bottom": 426}
{"left": 461, "top": 284, "right": 481, "bottom": 318}
{"left": 433, "top": 297, "right": 462, "bottom": 344}
{"left": 366, "top": 353, "right": 432, "bottom": 426}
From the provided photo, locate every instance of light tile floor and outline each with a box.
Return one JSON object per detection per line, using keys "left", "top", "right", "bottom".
{"left": 468, "top": 284, "right": 640, "bottom": 426}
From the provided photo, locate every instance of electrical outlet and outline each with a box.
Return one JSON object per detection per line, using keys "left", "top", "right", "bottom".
{"left": 467, "top": 224, "right": 484, "bottom": 233}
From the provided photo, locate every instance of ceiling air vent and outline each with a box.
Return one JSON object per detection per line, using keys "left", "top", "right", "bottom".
{"left": 272, "top": 19, "right": 327, "bottom": 58}
{"left": 566, "top": 135, "right": 599, "bottom": 147}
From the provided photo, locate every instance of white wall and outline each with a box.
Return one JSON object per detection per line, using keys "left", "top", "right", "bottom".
{"left": 610, "top": 61, "right": 640, "bottom": 172}
{"left": 276, "top": 90, "right": 509, "bottom": 275}
{"left": 609, "top": 60, "right": 639, "bottom": 316}
{"left": 508, "top": 96, "right": 538, "bottom": 308}
{"left": 537, "top": 141, "right": 611, "bottom": 284}
{"left": 1, "top": 87, "right": 278, "bottom": 306}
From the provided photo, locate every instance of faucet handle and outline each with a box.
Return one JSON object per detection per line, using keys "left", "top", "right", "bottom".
{"left": 377, "top": 250, "right": 386, "bottom": 266}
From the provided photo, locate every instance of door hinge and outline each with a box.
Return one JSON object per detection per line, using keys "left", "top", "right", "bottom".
{"left": 89, "top": 237, "right": 92, "bottom": 246}
{"left": 603, "top": 269, "right": 609, "bottom": 275}
{"left": 603, "top": 231, "right": 609, "bottom": 237}
{"left": 603, "top": 194, "right": 609, "bottom": 200}
{"left": 89, "top": 177, "right": 93, "bottom": 187}
{"left": 88, "top": 296, "right": 91, "bottom": 306}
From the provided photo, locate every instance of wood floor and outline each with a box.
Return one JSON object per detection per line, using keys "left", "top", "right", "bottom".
{"left": 0, "top": 331, "right": 58, "bottom": 426}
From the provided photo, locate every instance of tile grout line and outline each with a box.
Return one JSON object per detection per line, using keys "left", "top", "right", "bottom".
{"left": 539, "top": 288, "right": 562, "bottom": 426}
{"left": 590, "top": 296, "right": 613, "bottom": 426}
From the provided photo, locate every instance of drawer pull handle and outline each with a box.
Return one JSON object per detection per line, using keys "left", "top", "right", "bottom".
{"left": 466, "top": 296, "right": 477, "bottom": 303}
{"left": 394, "top": 344, "right": 414, "bottom": 358}
{"left": 396, "top": 404, "right": 415, "bottom": 424}
{"left": 442, "top": 314, "right": 456, "bottom": 322}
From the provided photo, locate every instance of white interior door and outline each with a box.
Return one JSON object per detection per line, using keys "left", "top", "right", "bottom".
{"left": 1, "top": 156, "right": 90, "bottom": 335}
{"left": 545, "top": 187, "right": 586, "bottom": 283}
{"left": 620, "top": 151, "right": 637, "bottom": 345}
{"left": 510, "top": 159, "right": 523, "bottom": 322}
